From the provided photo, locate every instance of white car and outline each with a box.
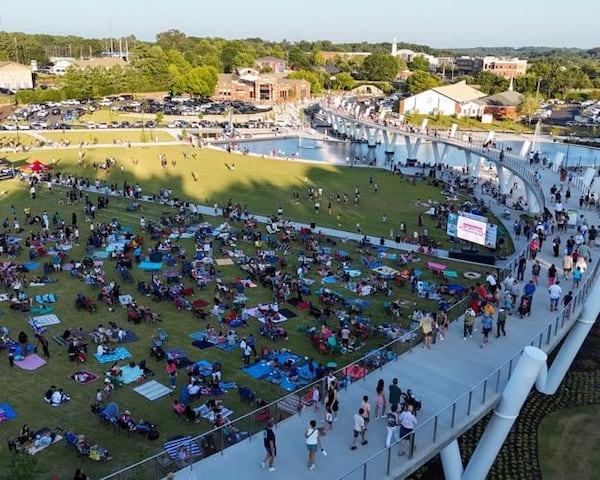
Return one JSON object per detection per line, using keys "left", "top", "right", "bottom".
{"left": 86, "top": 122, "right": 97, "bottom": 129}
{"left": 97, "top": 122, "right": 109, "bottom": 129}
{"left": 3, "top": 124, "right": 17, "bottom": 131}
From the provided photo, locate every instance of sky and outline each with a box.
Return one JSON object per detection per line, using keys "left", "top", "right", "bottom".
{"left": 1, "top": 0, "right": 599, "bottom": 49}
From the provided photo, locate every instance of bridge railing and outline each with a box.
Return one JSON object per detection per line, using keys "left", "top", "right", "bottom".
{"left": 337, "top": 252, "right": 600, "bottom": 480}
{"left": 323, "top": 108, "right": 546, "bottom": 213}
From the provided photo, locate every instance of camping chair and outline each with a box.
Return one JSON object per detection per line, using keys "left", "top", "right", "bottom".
{"left": 99, "top": 402, "right": 119, "bottom": 431}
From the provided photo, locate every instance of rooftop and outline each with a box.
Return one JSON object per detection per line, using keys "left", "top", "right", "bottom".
{"left": 431, "top": 81, "right": 487, "bottom": 103}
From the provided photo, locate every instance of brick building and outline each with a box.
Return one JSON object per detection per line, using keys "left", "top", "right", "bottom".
{"left": 213, "top": 68, "right": 310, "bottom": 104}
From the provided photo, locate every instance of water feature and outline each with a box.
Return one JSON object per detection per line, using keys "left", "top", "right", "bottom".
{"left": 225, "top": 135, "right": 600, "bottom": 169}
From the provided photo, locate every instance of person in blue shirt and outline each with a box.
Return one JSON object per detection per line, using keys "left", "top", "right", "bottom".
{"left": 523, "top": 280, "right": 536, "bottom": 298}
{"left": 480, "top": 313, "right": 493, "bottom": 348}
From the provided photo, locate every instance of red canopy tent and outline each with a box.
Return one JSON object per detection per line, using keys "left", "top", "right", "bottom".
{"left": 20, "top": 160, "right": 52, "bottom": 173}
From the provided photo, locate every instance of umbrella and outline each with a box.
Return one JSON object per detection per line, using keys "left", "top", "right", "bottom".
{"left": 20, "top": 160, "right": 52, "bottom": 173}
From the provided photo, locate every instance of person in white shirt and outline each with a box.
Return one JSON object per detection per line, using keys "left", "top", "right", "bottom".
{"left": 398, "top": 405, "right": 418, "bottom": 455}
{"left": 351, "top": 408, "right": 366, "bottom": 450}
{"left": 548, "top": 281, "right": 562, "bottom": 312}
{"left": 305, "top": 419, "right": 322, "bottom": 470}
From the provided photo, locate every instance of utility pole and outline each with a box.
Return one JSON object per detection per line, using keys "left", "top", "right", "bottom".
{"left": 14, "top": 37, "right": 19, "bottom": 63}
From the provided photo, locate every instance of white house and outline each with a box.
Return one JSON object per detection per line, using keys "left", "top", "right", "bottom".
{"left": 0, "top": 61, "right": 33, "bottom": 91}
{"left": 398, "top": 81, "right": 486, "bottom": 117}
{"left": 48, "top": 57, "right": 75, "bottom": 75}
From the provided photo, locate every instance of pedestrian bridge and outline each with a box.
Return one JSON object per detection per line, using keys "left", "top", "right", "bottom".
{"left": 320, "top": 107, "right": 546, "bottom": 216}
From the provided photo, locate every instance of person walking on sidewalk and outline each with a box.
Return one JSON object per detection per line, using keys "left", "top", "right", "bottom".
{"left": 374, "top": 379, "right": 386, "bottom": 419}
{"left": 360, "top": 395, "right": 371, "bottom": 442}
{"left": 549, "top": 280, "right": 562, "bottom": 312}
{"left": 480, "top": 313, "right": 493, "bottom": 348}
{"left": 496, "top": 307, "right": 507, "bottom": 338}
{"left": 463, "top": 307, "right": 476, "bottom": 340}
{"left": 304, "top": 419, "right": 323, "bottom": 471}
{"left": 388, "top": 378, "right": 402, "bottom": 412}
{"left": 398, "top": 405, "right": 418, "bottom": 456}
{"left": 385, "top": 404, "right": 400, "bottom": 448}
{"left": 261, "top": 419, "right": 277, "bottom": 471}
{"left": 351, "top": 408, "right": 366, "bottom": 450}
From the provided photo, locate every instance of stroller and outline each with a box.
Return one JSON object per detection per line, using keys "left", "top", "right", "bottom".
{"left": 401, "top": 389, "right": 422, "bottom": 414}
{"left": 518, "top": 295, "right": 532, "bottom": 318}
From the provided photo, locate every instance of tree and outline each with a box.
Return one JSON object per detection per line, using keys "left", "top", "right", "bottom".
{"left": 288, "top": 46, "right": 312, "bottom": 71}
{"left": 185, "top": 66, "right": 218, "bottom": 97}
{"left": 155, "top": 111, "right": 164, "bottom": 126}
{"left": 409, "top": 55, "right": 430, "bottom": 72}
{"left": 361, "top": 53, "right": 399, "bottom": 81}
{"left": 405, "top": 70, "right": 441, "bottom": 94}
{"left": 288, "top": 70, "right": 322, "bottom": 94}
{"left": 475, "top": 71, "right": 509, "bottom": 94}
{"left": 332, "top": 72, "right": 355, "bottom": 91}
{"left": 518, "top": 94, "right": 543, "bottom": 124}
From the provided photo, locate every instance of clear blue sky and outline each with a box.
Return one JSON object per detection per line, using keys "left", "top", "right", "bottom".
{"left": 1, "top": 0, "right": 598, "bottom": 48}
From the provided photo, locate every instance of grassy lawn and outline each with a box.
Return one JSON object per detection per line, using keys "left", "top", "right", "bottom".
{"left": 0, "top": 132, "right": 40, "bottom": 147}
{"left": 37, "top": 130, "right": 177, "bottom": 145}
{"left": 2, "top": 145, "right": 513, "bottom": 253}
{"left": 538, "top": 404, "right": 600, "bottom": 480}
{"left": 0, "top": 145, "right": 506, "bottom": 479}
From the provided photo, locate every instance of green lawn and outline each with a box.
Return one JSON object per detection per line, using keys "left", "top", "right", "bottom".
{"left": 538, "top": 404, "right": 600, "bottom": 480}
{"left": 38, "top": 130, "right": 177, "bottom": 145}
{"left": 0, "top": 132, "right": 40, "bottom": 147}
{"left": 0, "top": 144, "right": 506, "bottom": 479}
{"left": 2, "top": 145, "right": 513, "bottom": 253}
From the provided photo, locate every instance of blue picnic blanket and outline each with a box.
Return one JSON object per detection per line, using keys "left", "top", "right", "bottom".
{"left": 35, "top": 294, "right": 57, "bottom": 304}
{"left": 138, "top": 261, "right": 163, "bottom": 271}
{"left": 188, "top": 331, "right": 207, "bottom": 341}
{"left": 116, "top": 364, "right": 144, "bottom": 384}
{"left": 93, "top": 346, "right": 132, "bottom": 364}
{"left": 279, "top": 377, "right": 308, "bottom": 392}
{"left": 0, "top": 403, "right": 17, "bottom": 422}
{"left": 242, "top": 361, "right": 272, "bottom": 380}
{"left": 193, "top": 360, "right": 213, "bottom": 377}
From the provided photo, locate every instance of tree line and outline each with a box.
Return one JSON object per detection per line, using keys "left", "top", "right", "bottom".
{"left": 2, "top": 29, "right": 598, "bottom": 103}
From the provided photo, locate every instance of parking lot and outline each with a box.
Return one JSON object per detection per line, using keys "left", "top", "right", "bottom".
{"left": 0, "top": 96, "right": 275, "bottom": 131}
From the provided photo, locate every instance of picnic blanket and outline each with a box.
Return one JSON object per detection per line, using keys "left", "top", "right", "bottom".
{"left": 164, "top": 436, "right": 203, "bottom": 460}
{"left": 193, "top": 360, "right": 213, "bottom": 377}
{"left": 27, "top": 431, "right": 63, "bottom": 456}
{"left": 117, "top": 365, "right": 144, "bottom": 384}
{"left": 0, "top": 404, "right": 17, "bottom": 423}
{"left": 121, "top": 330, "right": 139, "bottom": 343}
{"left": 279, "top": 308, "right": 297, "bottom": 319}
{"left": 194, "top": 403, "right": 234, "bottom": 422}
{"left": 23, "top": 262, "right": 40, "bottom": 271}
{"left": 279, "top": 377, "right": 308, "bottom": 392}
{"left": 192, "top": 339, "right": 214, "bottom": 350}
{"left": 138, "top": 261, "right": 163, "bottom": 271}
{"left": 215, "top": 258, "right": 234, "bottom": 266}
{"left": 34, "top": 294, "right": 57, "bottom": 304}
{"left": 70, "top": 370, "right": 100, "bottom": 385}
{"left": 15, "top": 354, "right": 46, "bottom": 371}
{"left": 92, "top": 251, "right": 110, "bottom": 259}
{"left": 213, "top": 342, "right": 237, "bottom": 352}
{"left": 118, "top": 295, "right": 134, "bottom": 305}
{"left": 29, "top": 314, "right": 61, "bottom": 329}
{"left": 188, "top": 331, "right": 207, "bottom": 341}
{"left": 134, "top": 380, "right": 173, "bottom": 402}
{"left": 93, "top": 346, "right": 132, "bottom": 364}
